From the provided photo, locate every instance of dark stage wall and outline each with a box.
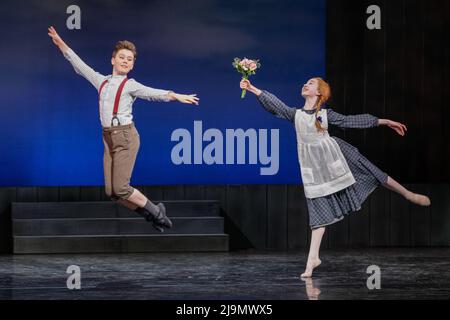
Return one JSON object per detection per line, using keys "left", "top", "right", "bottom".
{"left": 1, "top": 183, "right": 449, "bottom": 253}
{"left": 326, "top": 0, "right": 450, "bottom": 183}
{"left": 1, "top": 0, "right": 449, "bottom": 253}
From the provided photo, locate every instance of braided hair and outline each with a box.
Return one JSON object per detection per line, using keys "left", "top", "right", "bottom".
{"left": 313, "top": 77, "right": 331, "bottom": 132}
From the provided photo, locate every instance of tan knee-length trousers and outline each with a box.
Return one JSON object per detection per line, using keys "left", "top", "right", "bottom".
{"left": 102, "top": 122, "right": 140, "bottom": 200}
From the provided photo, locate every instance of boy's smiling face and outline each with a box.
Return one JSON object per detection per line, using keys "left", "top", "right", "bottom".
{"left": 111, "top": 49, "right": 135, "bottom": 75}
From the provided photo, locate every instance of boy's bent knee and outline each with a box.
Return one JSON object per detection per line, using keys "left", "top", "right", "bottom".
{"left": 112, "top": 185, "right": 134, "bottom": 200}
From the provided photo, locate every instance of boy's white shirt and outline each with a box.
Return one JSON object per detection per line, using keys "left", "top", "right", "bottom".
{"left": 63, "top": 48, "right": 171, "bottom": 127}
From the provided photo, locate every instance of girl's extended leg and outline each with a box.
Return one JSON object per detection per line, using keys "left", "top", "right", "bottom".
{"left": 382, "top": 176, "right": 431, "bottom": 206}
{"left": 301, "top": 227, "right": 325, "bottom": 278}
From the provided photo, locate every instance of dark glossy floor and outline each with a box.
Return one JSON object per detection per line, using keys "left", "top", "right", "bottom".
{"left": 0, "top": 248, "right": 449, "bottom": 300}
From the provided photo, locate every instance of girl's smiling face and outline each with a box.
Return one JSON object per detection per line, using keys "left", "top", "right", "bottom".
{"left": 301, "top": 78, "right": 320, "bottom": 98}
{"left": 111, "top": 49, "right": 135, "bottom": 75}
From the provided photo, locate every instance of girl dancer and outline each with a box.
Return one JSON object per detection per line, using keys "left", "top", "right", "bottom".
{"left": 48, "top": 26, "right": 199, "bottom": 232}
{"left": 240, "top": 78, "right": 431, "bottom": 278}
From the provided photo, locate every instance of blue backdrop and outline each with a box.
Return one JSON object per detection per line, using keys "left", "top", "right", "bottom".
{"left": 0, "top": 0, "right": 325, "bottom": 186}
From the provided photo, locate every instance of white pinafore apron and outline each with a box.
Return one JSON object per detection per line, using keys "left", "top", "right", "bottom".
{"left": 295, "top": 108, "right": 356, "bottom": 199}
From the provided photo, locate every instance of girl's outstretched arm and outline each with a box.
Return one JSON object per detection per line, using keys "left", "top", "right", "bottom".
{"left": 377, "top": 118, "right": 407, "bottom": 136}
{"left": 47, "top": 26, "right": 105, "bottom": 90}
{"left": 327, "top": 109, "right": 379, "bottom": 129}
{"left": 327, "top": 109, "right": 407, "bottom": 136}
{"left": 240, "top": 79, "right": 296, "bottom": 122}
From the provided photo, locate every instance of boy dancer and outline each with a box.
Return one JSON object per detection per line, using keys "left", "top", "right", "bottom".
{"left": 48, "top": 26, "right": 199, "bottom": 232}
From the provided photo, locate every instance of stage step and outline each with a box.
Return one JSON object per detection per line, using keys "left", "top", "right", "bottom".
{"left": 12, "top": 201, "right": 221, "bottom": 219}
{"left": 13, "top": 217, "right": 224, "bottom": 236}
{"left": 12, "top": 201, "right": 229, "bottom": 253}
{"left": 13, "top": 234, "right": 229, "bottom": 254}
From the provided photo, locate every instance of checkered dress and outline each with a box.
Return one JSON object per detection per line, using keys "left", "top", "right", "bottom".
{"left": 257, "top": 91, "right": 389, "bottom": 229}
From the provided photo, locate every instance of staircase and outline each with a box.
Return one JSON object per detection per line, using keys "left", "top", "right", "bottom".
{"left": 12, "top": 201, "right": 229, "bottom": 254}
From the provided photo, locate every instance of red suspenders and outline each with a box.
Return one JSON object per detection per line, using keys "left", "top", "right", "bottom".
{"left": 98, "top": 76, "right": 129, "bottom": 126}
{"left": 98, "top": 79, "right": 108, "bottom": 103}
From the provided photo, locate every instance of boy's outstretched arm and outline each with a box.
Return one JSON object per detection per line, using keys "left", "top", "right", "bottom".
{"left": 48, "top": 26, "right": 70, "bottom": 54}
{"left": 128, "top": 79, "right": 199, "bottom": 105}
{"left": 47, "top": 26, "right": 105, "bottom": 89}
{"left": 167, "top": 92, "right": 199, "bottom": 105}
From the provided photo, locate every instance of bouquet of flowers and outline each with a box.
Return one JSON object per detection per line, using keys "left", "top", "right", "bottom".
{"left": 232, "top": 57, "right": 261, "bottom": 98}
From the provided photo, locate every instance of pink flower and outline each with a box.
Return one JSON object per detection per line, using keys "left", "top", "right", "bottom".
{"left": 239, "top": 58, "right": 257, "bottom": 71}
{"left": 232, "top": 56, "right": 261, "bottom": 99}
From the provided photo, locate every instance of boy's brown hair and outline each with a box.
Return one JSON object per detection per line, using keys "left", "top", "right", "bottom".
{"left": 112, "top": 40, "right": 137, "bottom": 60}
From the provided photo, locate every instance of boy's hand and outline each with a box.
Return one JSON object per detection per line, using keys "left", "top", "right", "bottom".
{"left": 48, "top": 26, "right": 69, "bottom": 53}
{"left": 169, "top": 92, "right": 200, "bottom": 105}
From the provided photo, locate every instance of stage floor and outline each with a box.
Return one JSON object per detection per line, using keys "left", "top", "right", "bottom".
{"left": 0, "top": 248, "right": 449, "bottom": 300}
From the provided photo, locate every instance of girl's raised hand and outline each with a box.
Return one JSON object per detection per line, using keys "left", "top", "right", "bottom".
{"left": 240, "top": 79, "right": 261, "bottom": 96}
{"left": 240, "top": 79, "right": 252, "bottom": 90}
